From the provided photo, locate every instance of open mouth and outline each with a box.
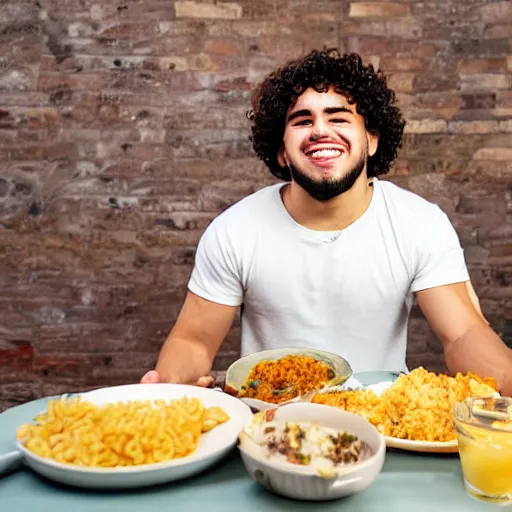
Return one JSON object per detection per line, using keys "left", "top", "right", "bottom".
{"left": 306, "top": 148, "right": 344, "bottom": 160}
{"left": 304, "top": 146, "right": 347, "bottom": 167}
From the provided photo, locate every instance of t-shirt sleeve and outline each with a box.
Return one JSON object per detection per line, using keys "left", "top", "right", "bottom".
{"left": 411, "top": 210, "right": 470, "bottom": 293}
{"left": 187, "top": 219, "right": 244, "bottom": 306}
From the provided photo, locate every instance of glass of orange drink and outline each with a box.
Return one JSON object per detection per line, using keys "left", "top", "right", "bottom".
{"left": 453, "top": 396, "right": 512, "bottom": 506}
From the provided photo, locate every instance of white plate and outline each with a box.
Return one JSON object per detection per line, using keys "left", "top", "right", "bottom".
{"left": 16, "top": 384, "right": 254, "bottom": 488}
{"left": 383, "top": 436, "right": 457, "bottom": 453}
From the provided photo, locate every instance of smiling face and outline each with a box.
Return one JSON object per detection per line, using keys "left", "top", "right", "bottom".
{"left": 278, "top": 87, "right": 378, "bottom": 201}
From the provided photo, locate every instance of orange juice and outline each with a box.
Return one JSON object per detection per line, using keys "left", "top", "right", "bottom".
{"left": 453, "top": 397, "right": 512, "bottom": 505}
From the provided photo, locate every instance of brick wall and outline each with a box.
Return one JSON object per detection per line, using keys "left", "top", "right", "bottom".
{"left": 1, "top": 0, "right": 511, "bottom": 411}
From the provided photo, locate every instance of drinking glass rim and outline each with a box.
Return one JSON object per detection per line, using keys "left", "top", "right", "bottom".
{"left": 453, "top": 396, "right": 512, "bottom": 434}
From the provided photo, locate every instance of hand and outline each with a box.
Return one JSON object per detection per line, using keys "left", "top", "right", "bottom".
{"left": 140, "top": 370, "right": 215, "bottom": 388}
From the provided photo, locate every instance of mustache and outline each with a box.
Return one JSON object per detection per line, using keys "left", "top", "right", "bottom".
{"left": 302, "top": 134, "right": 351, "bottom": 151}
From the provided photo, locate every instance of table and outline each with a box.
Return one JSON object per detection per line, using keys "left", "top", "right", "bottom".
{"left": 0, "top": 373, "right": 499, "bottom": 512}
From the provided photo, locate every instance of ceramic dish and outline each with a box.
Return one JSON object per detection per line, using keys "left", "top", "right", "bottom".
{"left": 238, "top": 402, "right": 386, "bottom": 501}
{"left": 224, "top": 347, "right": 353, "bottom": 411}
{"left": 15, "top": 383, "right": 254, "bottom": 489}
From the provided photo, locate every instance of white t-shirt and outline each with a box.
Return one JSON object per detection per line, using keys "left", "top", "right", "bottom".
{"left": 188, "top": 178, "right": 470, "bottom": 373}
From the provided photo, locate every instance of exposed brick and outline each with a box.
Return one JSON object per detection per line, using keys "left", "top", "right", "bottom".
{"left": 166, "top": 128, "right": 252, "bottom": 159}
{"left": 499, "top": 120, "right": 512, "bottom": 133}
{"left": 482, "top": 24, "right": 512, "bottom": 39}
{"left": 0, "top": 65, "right": 37, "bottom": 91}
{"left": 298, "top": 12, "right": 337, "bottom": 23}
{"left": 387, "top": 72, "right": 416, "bottom": 93}
{"left": 207, "top": 20, "right": 275, "bottom": 38}
{"left": 448, "top": 121, "right": 499, "bottom": 134}
{"left": 415, "top": 93, "right": 464, "bottom": 120}
{"left": 402, "top": 134, "right": 488, "bottom": 160}
{"left": 496, "top": 91, "right": 512, "bottom": 115}
{"left": 451, "top": 38, "right": 510, "bottom": 58}
{"left": 465, "top": 161, "right": 512, "bottom": 186}
{"left": 37, "top": 73, "right": 109, "bottom": 92}
{"left": 472, "top": 148, "right": 512, "bottom": 161}
{"left": 356, "top": 37, "right": 437, "bottom": 59}
{"left": 404, "top": 119, "right": 447, "bottom": 134}
{"left": 348, "top": 2, "right": 410, "bottom": 18}
{"left": 461, "top": 93, "right": 497, "bottom": 111}
{"left": 175, "top": 1, "right": 243, "bottom": 20}
{"left": 491, "top": 244, "right": 512, "bottom": 258}
{"left": 380, "top": 57, "right": 425, "bottom": 71}
{"left": 474, "top": 1, "right": 512, "bottom": 23}
{"left": 459, "top": 73, "right": 512, "bottom": 92}
{"left": 457, "top": 58, "right": 508, "bottom": 74}
{"left": 342, "top": 19, "right": 422, "bottom": 38}
{"left": 164, "top": 105, "right": 247, "bottom": 130}
{"left": 205, "top": 39, "right": 244, "bottom": 56}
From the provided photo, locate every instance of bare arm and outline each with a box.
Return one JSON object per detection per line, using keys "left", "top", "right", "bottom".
{"left": 148, "top": 291, "right": 238, "bottom": 384}
{"left": 416, "top": 282, "right": 512, "bottom": 396}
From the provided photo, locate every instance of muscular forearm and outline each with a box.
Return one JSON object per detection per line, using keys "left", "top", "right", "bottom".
{"left": 444, "top": 323, "right": 512, "bottom": 396}
{"left": 155, "top": 336, "right": 214, "bottom": 385}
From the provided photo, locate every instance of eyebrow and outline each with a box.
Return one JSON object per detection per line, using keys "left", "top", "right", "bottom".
{"left": 287, "top": 106, "right": 353, "bottom": 123}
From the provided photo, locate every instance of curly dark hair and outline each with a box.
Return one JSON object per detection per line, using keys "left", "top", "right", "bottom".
{"left": 249, "top": 48, "right": 405, "bottom": 180}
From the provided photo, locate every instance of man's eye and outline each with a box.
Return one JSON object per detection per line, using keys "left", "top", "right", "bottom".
{"left": 293, "top": 119, "right": 311, "bottom": 126}
{"left": 331, "top": 118, "right": 348, "bottom": 124}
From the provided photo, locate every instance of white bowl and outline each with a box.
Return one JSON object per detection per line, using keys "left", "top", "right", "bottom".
{"left": 238, "top": 402, "right": 385, "bottom": 501}
{"left": 224, "top": 347, "right": 353, "bottom": 410}
{"left": 16, "top": 384, "right": 254, "bottom": 489}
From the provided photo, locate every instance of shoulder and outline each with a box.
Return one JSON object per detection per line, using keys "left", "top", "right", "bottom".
{"left": 194, "top": 184, "right": 282, "bottom": 278}
{"left": 374, "top": 179, "right": 461, "bottom": 259}
{"left": 208, "top": 183, "right": 283, "bottom": 234}
{"left": 202, "top": 184, "right": 281, "bottom": 245}
{"left": 375, "top": 179, "right": 447, "bottom": 225}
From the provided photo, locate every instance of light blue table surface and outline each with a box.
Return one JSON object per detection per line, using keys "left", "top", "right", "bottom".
{"left": 0, "top": 372, "right": 500, "bottom": 511}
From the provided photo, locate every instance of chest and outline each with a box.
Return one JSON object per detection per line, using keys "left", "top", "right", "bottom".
{"left": 244, "top": 228, "right": 413, "bottom": 314}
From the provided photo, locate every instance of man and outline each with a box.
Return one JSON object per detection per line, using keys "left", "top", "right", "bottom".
{"left": 141, "top": 49, "right": 512, "bottom": 395}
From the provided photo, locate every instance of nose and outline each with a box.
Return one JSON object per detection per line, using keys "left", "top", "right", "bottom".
{"left": 310, "top": 119, "right": 330, "bottom": 141}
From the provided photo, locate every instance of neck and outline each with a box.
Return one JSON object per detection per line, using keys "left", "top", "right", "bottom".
{"left": 282, "top": 172, "right": 374, "bottom": 231}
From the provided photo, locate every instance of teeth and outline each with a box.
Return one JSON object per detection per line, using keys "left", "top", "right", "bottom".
{"left": 309, "top": 149, "right": 342, "bottom": 159}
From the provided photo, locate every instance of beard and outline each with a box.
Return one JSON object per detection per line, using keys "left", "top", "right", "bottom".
{"left": 287, "top": 152, "right": 367, "bottom": 202}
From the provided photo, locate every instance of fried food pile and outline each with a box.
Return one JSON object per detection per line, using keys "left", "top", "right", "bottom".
{"left": 311, "top": 367, "right": 498, "bottom": 442}
{"left": 16, "top": 396, "right": 230, "bottom": 467}
{"left": 238, "top": 354, "right": 335, "bottom": 404}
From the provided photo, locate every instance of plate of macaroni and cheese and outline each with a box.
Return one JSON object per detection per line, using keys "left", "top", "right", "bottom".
{"left": 309, "top": 367, "right": 500, "bottom": 453}
{"left": 14, "top": 383, "right": 253, "bottom": 488}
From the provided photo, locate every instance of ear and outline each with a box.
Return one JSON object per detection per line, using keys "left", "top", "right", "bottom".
{"left": 367, "top": 131, "right": 379, "bottom": 158}
{"left": 277, "top": 146, "right": 287, "bottom": 167}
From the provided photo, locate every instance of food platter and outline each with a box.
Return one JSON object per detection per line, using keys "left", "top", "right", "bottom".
{"left": 14, "top": 384, "right": 254, "bottom": 489}
{"left": 311, "top": 380, "right": 461, "bottom": 454}
{"left": 309, "top": 367, "right": 499, "bottom": 453}
{"left": 366, "top": 382, "right": 458, "bottom": 454}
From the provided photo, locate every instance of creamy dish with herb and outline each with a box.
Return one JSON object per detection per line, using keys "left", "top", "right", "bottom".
{"left": 245, "top": 421, "right": 373, "bottom": 471}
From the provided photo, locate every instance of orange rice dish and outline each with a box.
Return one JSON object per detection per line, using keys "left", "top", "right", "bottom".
{"left": 311, "top": 367, "right": 499, "bottom": 442}
{"left": 238, "top": 354, "right": 335, "bottom": 404}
